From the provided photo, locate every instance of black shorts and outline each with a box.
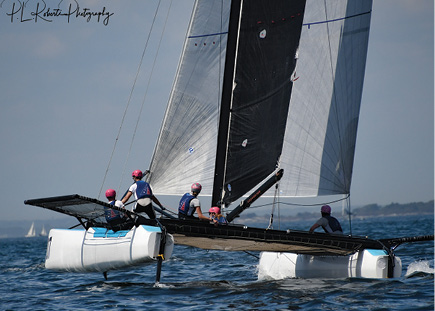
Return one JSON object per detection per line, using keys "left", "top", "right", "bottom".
{"left": 178, "top": 213, "right": 197, "bottom": 220}
{"left": 134, "top": 203, "right": 156, "bottom": 220}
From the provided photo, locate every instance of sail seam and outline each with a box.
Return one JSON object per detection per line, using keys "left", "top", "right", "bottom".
{"left": 188, "top": 31, "right": 228, "bottom": 38}
{"left": 303, "top": 10, "right": 371, "bottom": 28}
{"left": 231, "top": 78, "right": 291, "bottom": 112}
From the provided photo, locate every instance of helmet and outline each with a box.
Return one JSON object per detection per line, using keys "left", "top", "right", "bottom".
{"left": 321, "top": 205, "right": 331, "bottom": 214}
{"left": 209, "top": 206, "right": 220, "bottom": 214}
{"left": 191, "top": 182, "right": 202, "bottom": 194}
{"left": 132, "top": 169, "right": 143, "bottom": 179}
{"left": 105, "top": 189, "right": 116, "bottom": 199}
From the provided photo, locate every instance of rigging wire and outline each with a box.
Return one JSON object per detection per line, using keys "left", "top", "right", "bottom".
{"left": 117, "top": 0, "right": 174, "bottom": 192}
{"left": 346, "top": 195, "right": 353, "bottom": 236}
{"left": 243, "top": 251, "right": 259, "bottom": 260}
{"left": 98, "top": 0, "right": 164, "bottom": 199}
{"left": 226, "top": 194, "right": 350, "bottom": 225}
{"left": 267, "top": 182, "right": 281, "bottom": 230}
{"left": 247, "top": 193, "right": 350, "bottom": 210}
{"left": 277, "top": 185, "right": 281, "bottom": 229}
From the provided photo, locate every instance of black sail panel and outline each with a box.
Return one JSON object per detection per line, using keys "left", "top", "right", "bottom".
{"left": 221, "top": 1, "right": 306, "bottom": 205}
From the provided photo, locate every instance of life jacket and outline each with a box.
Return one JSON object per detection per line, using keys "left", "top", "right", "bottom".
{"left": 324, "top": 215, "right": 343, "bottom": 233}
{"left": 135, "top": 180, "right": 152, "bottom": 200}
{"left": 104, "top": 201, "right": 123, "bottom": 221}
{"left": 178, "top": 193, "right": 196, "bottom": 216}
{"left": 212, "top": 214, "right": 227, "bottom": 225}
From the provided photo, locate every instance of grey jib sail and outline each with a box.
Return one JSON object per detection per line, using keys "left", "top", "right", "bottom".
{"left": 148, "top": 0, "right": 372, "bottom": 208}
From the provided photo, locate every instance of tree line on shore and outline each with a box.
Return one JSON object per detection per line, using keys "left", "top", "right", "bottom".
{"left": 243, "top": 200, "right": 434, "bottom": 223}
{"left": 295, "top": 200, "right": 434, "bottom": 220}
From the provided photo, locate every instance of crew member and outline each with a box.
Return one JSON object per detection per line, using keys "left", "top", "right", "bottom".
{"left": 121, "top": 169, "right": 164, "bottom": 220}
{"left": 309, "top": 205, "right": 343, "bottom": 234}
{"left": 209, "top": 206, "right": 227, "bottom": 225}
{"left": 178, "top": 183, "right": 212, "bottom": 221}
{"left": 104, "top": 189, "right": 133, "bottom": 231}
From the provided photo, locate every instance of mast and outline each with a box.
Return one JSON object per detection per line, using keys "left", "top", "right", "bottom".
{"left": 212, "top": 0, "right": 242, "bottom": 207}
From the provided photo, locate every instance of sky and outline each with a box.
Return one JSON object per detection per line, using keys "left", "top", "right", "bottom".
{"left": 0, "top": 0, "right": 433, "bottom": 222}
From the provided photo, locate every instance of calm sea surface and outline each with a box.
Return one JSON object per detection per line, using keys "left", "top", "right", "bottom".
{"left": 1, "top": 215, "right": 433, "bottom": 310}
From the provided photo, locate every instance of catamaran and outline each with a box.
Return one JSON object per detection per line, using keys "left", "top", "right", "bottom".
{"left": 25, "top": 0, "right": 432, "bottom": 280}
{"left": 144, "top": 0, "right": 433, "bottom": 279}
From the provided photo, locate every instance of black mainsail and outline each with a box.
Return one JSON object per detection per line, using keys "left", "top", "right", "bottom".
{"left": 213, "top": 1, "right": 306, "bottom": 207}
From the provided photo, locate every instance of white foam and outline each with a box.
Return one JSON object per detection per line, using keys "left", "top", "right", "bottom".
{"left": 405, "top": 260, "right": 434, "bottom": 276}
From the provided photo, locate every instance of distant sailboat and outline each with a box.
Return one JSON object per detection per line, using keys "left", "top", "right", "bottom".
{"left": 25, "top": 222, "right": 36, "bottom": 238}
{"left": 40, "top": 225, "right": 47, "bottom": 237}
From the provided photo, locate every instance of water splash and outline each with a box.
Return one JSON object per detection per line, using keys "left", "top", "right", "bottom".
{"left": 405, "top": 260, "right": 434, "bottom": 277}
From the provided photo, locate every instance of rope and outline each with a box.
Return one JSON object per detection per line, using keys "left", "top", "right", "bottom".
{"left": 267, "top": 182, "right": 281, "bottom": 230}
{"left": 276, "top": 184, "right": 281, "bottom": 230}
{"left": 243, "top": 251, "right": 259, "bottom": 260}
{"left": 347, "top": 196, "right": 353, "bottom": 236}
{"left": 98, "top": 0, "right": 164, "bottom": 199}
{"left": 118, "top": 0, "right": 173, "bottom": 192}
{"left": 247, "top": 194, "right": 350, "bottom": 210}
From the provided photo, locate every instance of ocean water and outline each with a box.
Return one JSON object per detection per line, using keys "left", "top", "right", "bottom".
{"left": 1, "top": 215, "right": 433, "bottom": 310}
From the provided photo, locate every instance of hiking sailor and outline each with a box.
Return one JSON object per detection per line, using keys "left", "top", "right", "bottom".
{"left": 104, "top": 189, "right": 133, "bottom": 231}
{"left": 121, "top": 169, "right": 165, "bottom": 220}
{"left": 309, "top": 205, "right": 343, "bottom": 234}
{"left": 178, "top": 183, "right": 212, "bottom": 221}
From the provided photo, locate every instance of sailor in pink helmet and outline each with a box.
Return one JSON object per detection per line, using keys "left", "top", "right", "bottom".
{"left": 104, "top": 189, "right": 133, "bottom": 231}
{"left": 121, "top": 169, "right": 164, "bottom": 220}
{"left": 209, "top": 206, "right": 227, "bottom": 225}
{"left": 178, "top": 183, "right": 212, "bottom": 222}
{"left": 309, "top": 205, "right": 343, "bottom": 234}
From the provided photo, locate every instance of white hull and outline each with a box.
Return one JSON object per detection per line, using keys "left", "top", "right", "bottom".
{"left": 258, "top": 249, "right": 402, "bottom": 279}
{"left": 45, "top": 225, "right": 174, "bottom": 272}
